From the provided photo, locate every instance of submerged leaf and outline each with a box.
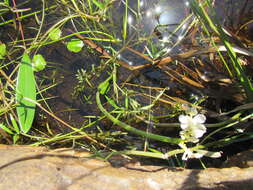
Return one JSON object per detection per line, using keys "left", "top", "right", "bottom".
{"left": 66, "top": 38, "right": 84, "bottom": 53}
{"left": 0, "top": 123, "right": 14, "bottom": 135}
{"left": 32, "top": 54, "right": 47, "bottom": 72}
{"left": 48, "top": 28, "right": 62, "bottom": 41}
{"left": 105, "top": 95, "right": 120, "bottom": 109}
{"left": 0, "top": 43, "right": 6, "bottom": 59}
{"left": 9, "top": 114, "right": 20, "bottom": 134}
{"left": 98, "top": 75, "right": 112, "bottom": 95}
{"left": 16, "top": 53, "right": 36, "bottom": 133}
{"left": 92, "top": 0, "right": 105, "bottom": 9}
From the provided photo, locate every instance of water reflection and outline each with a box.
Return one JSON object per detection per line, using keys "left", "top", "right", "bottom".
{"left": 111, "top": 0, "right": 191, "bottom": 66}
{"left": 215, "top": 0, "right": 253, "bottom": 41}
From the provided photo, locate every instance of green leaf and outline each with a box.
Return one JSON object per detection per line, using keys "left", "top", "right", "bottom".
{"left": 105, "top": 95, "right": 120, "bottom": 109}
{"left": 13, "top": 134, "right": 20, "bottom": 144}
{"left": 4, "top": 0, "right": 9, "bottom": 6}
{"left": 122, "top": 0, "right": 128, "bottom": 41}
{"left": 0, "top": 43, "right": 6, "bottom": 59}
{"left": 92, "top": 0, "right": 105, "bottom": 9}
{"left": 66, "top": 38, "right": 84, "bottom": 53}
{"left": 0, "top": 123, "right": 14, "bottom": 135}
{"left": 32, "top": 54, "right": 47, "bottom": 72}
{"left": 48, "top": 28, "right": 62, "bottom": 41}
{"left": 16, "top": 53, "right": 36, "bottom": 133}
{"left": 148, "top": 148, "right": 163, "bottom": 154}
{"left": 9, "top": 114, "right": 20, "bottom": 134}
{"left": 98, "top": 75, "right": 112, "bottom": 95}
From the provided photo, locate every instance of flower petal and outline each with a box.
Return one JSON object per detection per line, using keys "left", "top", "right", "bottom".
{"left": 191, "top": 152, "right": 203, "bottom": 159}
{"left": 179, "top": 115, "right": 190, "bottom": 124}
{"left": 182, "top": 149, "right": 193, "bottom": 161}
{"left": 197, "top": 150, "right": 222, "bottom": 158}
{"left": 192, "top": 125, "right": 206, "bottom": 138}
{"left": 180, "top": 123, "right": 189, "bottom": 130}
{"left": 182, "top": 152, "right": 188, "bottom": 160}
{"left": 193, "top": 114, "right": 206, "bottom": 124}
{"left": 195, "top": 123, "right": 206, "bottom": 132}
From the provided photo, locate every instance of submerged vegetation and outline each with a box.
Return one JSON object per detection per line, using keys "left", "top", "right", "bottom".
{"left": 0, "top": 0, "right": 253, "bottom": 168}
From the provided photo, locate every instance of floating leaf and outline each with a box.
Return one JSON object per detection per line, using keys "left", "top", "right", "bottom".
{"left": 48, "top": 28, "right": 62, "bottom": 41}
{"left": 16, "top": 53, "right": 36, "bottom": 133}
{"left": 0, "top": 43, "right": 6, "bottom": 59}
{"left": 32, "top": 54, "right": 47, "bottom": 72}
{"left": 66, "top": 38, "right": 84, "bottom": 53}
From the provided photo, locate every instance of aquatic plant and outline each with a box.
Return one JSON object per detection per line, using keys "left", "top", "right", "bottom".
{"left": 179, "top": 106, "right": 206, "bottom": 143}
{"left": 0, "top": 0, "right": 253, "bottom": 168}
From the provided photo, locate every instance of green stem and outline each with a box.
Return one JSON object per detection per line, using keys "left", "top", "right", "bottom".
{"left": 96, "top": 92, "right": 182, "bottom": 145}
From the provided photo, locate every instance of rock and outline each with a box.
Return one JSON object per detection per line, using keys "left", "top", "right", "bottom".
{"left": 0, "top": 145, "right": 252, "bottom": 190}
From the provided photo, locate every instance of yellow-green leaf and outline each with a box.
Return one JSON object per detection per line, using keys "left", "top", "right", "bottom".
{"left": 32, "top": 54, "right": 47, "bottom": 72}
{"left": 0, "top": 43, "right": 6, "bottom": 59}
{"left": 66, "top": 38, "right": 84, "bottom": 53}
{"left": 0, "top": 123, "right": 14, "bottom": 135}
{"left": 98, "top": 75, "right": 112, "bottom": 95}
{"left": 48, "top": 28, "right": 62, "bottom": 41}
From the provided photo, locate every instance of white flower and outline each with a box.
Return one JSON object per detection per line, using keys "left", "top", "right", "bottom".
{"left": 178, "top": 106, "right": 209, "bottom": 160}
{"left": 182, "top": 149, "right": 204, "bottom": 161}
{"left": 180, "top": 144, "right": 222, "bottom": 161}
{"left": 179, "top": 107, "right": 206, "bottom": 143}
{"left": 181, "top": 147, "right": 222, "bottom": 161}
{"left": 179, "top": 143, "right": 204, "bottom": 161}
{"left": 182, "top": 148, "right": 192, "bottom": 160}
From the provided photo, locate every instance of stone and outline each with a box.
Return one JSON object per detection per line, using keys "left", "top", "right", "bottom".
{"left": 0, "top": 145, "right": 252, "bottom": 190}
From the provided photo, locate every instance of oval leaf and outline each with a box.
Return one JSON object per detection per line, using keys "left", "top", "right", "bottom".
{"left": 32, "top": 54, "right": 47, "bottom": 72}
{"left": 48, "top": 28, "right": 62, "bottom": 41}
{"left": 16, "top": 53, "right": 36, "bottom": 133}
{"left": 0, "top": 43, "right": 6, "bottom": 59}
{"left": 67, "top": 38, "right": 84, "bottom": 53}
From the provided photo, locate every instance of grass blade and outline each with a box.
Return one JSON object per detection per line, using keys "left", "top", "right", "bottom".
{"left": 122, "top": 0, "right": 128, "bottom": 41}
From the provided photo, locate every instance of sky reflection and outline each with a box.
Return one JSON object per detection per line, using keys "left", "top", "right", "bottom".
{"left": 112, "top": 0, "right": 191, "bottom": 66}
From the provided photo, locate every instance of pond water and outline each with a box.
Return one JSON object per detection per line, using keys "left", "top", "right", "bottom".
{"left": 109, "top": 0, "right": 191, "bottom": 66}
{"left": 215, "top": 0, "right": 253, "bottom": 41}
